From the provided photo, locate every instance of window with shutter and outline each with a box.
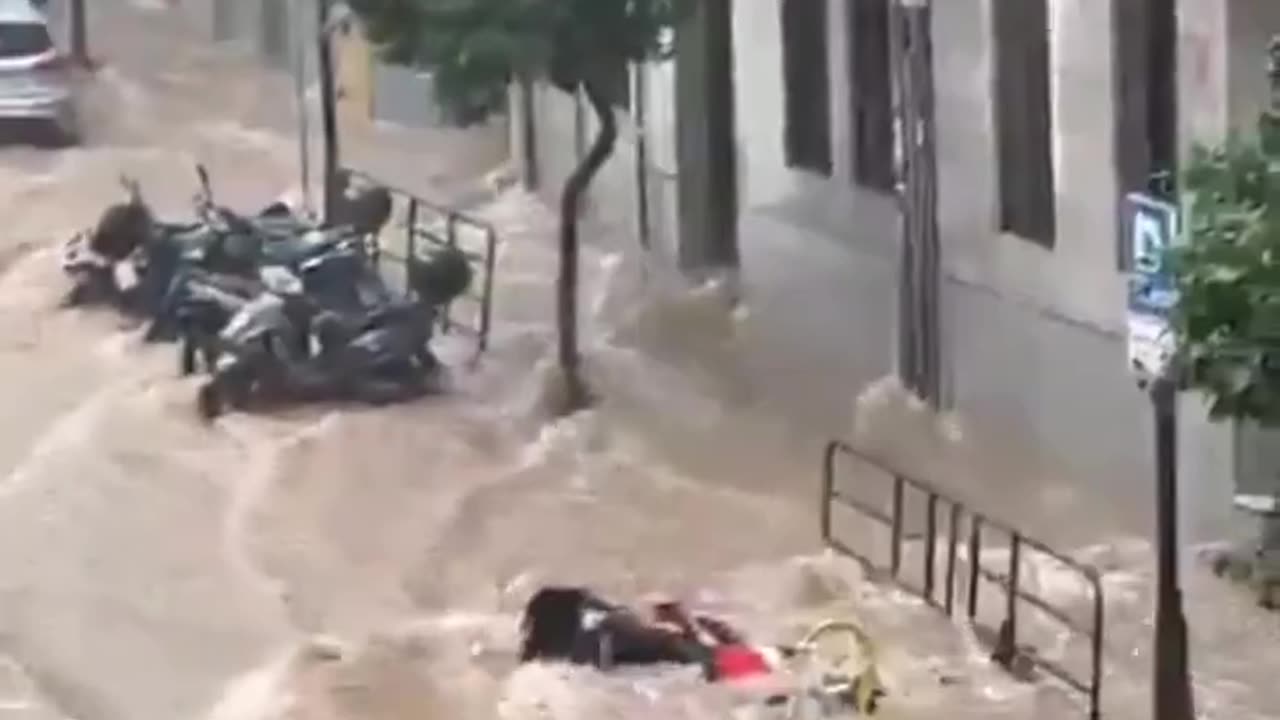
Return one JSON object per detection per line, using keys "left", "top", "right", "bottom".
{"left": 781, "top": 0, "right": 833, "bottom": 175}
{"left": 848, "top": 0, "right": 895, "bottom": 192}
{"left": 992, "top": 0, "right": 1056, "bottom": 247}
{"left": 609, "top": 60, "right": 632, "bottom": 111}
{"left": 1111, "top": 0, "right": 1177, "bottom": 268}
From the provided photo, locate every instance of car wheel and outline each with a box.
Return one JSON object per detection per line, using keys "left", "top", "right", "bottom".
{"left": 180, "top": 334, "right": 198, "bottom": 376}
{"left": 196, "top": 382, "right": 223, "bottom": 421}
{"left": 35, "top": 120, "right": 75, "bottom": 148}
{"left": 40, "top": 105, "right": 80, "bottom": 148}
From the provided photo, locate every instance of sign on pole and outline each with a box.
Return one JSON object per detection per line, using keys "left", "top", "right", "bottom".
{"left": 1125, "top": 193, "right": 1180, "bottom": 380}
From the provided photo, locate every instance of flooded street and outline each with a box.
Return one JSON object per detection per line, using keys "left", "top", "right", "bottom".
{"left": 0, "top": 3, "right": 1273, "bottom": 720}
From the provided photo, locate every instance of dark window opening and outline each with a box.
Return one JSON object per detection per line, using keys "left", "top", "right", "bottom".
{"left": 1145, "top": 0, "right": 1178, "bottom": 198}
{"left": 260, "top": 0, "right": 289, "bottom": 67}
{"left": 608, "top": 60, "right": 632, "bottom": 111}
{"left": 992, "top": 0, "right": 1056, "bottom": 246}
{"left": 781, "top": 0, "right": 833, "bottom": 175}
{"left": 848, "top": 0, "right": 895, "bottom": 192}
{"left": 1112, "top": 0, "right": 1177, "bottom": 267}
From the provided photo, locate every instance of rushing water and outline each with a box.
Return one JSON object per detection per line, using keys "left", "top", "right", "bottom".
{"left": 0, "top": 4, "right": 1275, "bottom": 720}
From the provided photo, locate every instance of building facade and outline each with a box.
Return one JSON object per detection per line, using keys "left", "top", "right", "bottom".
{"left": 177, "top": 0, "right": 447, "bottom": 129}
{"left": 512, "top": 0, "right": 1280, "bottom": 539}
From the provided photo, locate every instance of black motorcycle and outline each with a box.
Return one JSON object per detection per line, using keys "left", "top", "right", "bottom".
{"left": 194, "top": 292, "right": 441, "bottom": 419}
{"left": 194, "top": 247, "right": 472, "bottom": 419}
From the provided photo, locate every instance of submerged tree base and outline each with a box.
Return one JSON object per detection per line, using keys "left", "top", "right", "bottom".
{"left": 1202, "top": 541, "right": 1280, "bottom": 610}
{"left": 531, "top": 361, "right": 597, "bottom": 419}
{"left": 558, "top": 371, "right": 595, "bottom": 417}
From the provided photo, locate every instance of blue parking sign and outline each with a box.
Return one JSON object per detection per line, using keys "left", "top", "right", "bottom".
{"left": 1124, "top": 193, "right": 1180, "bottom": 378}
{"left": 1125, "top": 193, "right": 1180, "bottom": 316}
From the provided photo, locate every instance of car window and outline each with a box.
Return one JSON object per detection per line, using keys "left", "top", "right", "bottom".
{"left": 0, "top": 23, "right": 51, "bottom": 58}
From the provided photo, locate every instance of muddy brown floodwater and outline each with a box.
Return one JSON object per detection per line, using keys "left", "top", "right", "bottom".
{"left": 0, "top": 4, "right": 1274, "bottom": 720}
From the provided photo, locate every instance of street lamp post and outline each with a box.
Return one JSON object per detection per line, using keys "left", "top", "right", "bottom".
{"left": 1150, "top": 371, "right": 1195, "bottom": 720}
{"left": 1126, "top": 184, "right": 1195, "bottom": 720}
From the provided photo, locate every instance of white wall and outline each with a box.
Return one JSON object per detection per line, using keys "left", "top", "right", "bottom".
{"left": 515, "top": 61, "right": 681, "bottom": 257}
{"left": 512, "top": 0, "right": 1280, "bottom": 538}
{"left": 731, "top": 0, "right": 899, "bottom": 259}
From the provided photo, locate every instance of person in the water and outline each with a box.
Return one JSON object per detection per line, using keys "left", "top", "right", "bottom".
{"left": 518, "top": 586, "right": 774, "bottom": 682}
{"left": 518, "top": 586, "right": 888, "bottom": 716}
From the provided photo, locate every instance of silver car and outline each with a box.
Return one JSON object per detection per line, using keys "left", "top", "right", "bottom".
{"left": 0, "top": 0, "right": 77, "bottom": 145}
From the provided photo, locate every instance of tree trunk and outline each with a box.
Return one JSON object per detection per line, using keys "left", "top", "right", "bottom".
{"left": 69, "top": 0, "right": 88, "bottom": 66}
{"left": 555, "top": 76, "right": 618, "bottom": 413}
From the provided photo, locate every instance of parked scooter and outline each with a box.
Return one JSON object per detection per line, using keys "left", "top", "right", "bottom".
{"left": 193, "top": 246, "right": 472, "bottom": 419}
{"left": 175, "top": 236, "right": 371, "bottom": 375}
{"left": 194, "top": 289, "right": 438, "bottom": 419}
{"left": 60, "top": 175, "right": 152, "bottom": 310}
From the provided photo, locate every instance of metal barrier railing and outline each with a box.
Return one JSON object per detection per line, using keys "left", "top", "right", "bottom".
{"left": 820, "top": 440, "right": 1104, "bottom": 719}
{"left": 341, "top": 168, "right": 498, "bottom": 355}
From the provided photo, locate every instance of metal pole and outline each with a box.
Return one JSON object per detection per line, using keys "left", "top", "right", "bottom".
{"left": 1150, "top": 373, "right": 1196, "bottom": 720}
{"left": 891, "top": 0, "right": 942, "bottom": 407}
{"left": 316, "top": 0, "right": 341, "bottom": 222}
{"left": 292, "top": 0, "right": 314, "bottom": 216}
{"left": 68, "top": 0, "right": 87, "bottom": 66}
{"left": 633, "top": 63, "right": 652, "bottom": 251}
{"left": 519, "top": 75, "right": 539, "bottom": 191}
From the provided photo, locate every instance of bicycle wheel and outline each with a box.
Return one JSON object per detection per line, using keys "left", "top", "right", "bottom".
{"left": 796, "top": 620, "right": 877, "bottom": 681}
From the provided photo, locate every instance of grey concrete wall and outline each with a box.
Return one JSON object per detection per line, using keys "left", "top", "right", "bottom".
{"left": 187, "top": 0, "right": 453, "bottom": 129}
{"left": 927, "top": 0, "right": 1153, "bottom": 527}
{"left": 731, "top": 0, "right": 899, "bottom": 260}
{"left": 520, "top": 62, "right": 680, "bottom": 258}
{"left": 1215, "top": 0, "right": 1280, "bottom": 518}
{"left": 720, "top": 0, "right": 1276, "bottom": 539}
{"left": 516, "top": 1, "right": 898, "bottom": 430}
{"left": 511, "top": 0, "right": 1280, "bottom": 539}
{"left": 726, "top": 0, "right": 900, "bottom": 434}
{"left": 1227, "top": 0, "right": 1280, "bottom": 136}
{"left": 371, "top": 64, "right": 443, "bottom": 127}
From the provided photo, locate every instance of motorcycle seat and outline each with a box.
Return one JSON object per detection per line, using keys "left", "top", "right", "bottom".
{"left": 262, "top": 231, "right": 360, "bottom": 268}
{"left": 161, "top": 224, "right": 218, "bottom": 248}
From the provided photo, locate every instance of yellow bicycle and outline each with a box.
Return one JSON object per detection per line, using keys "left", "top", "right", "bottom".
{"left": 780, "top": 619, "right": 886, "bottom": 717}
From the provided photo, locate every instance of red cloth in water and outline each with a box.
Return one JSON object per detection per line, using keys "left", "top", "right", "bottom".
{"left": 712, "top": 644, "right": 772, "bottom": 680}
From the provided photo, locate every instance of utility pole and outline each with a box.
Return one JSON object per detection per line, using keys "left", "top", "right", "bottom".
{"left": 316, "top": 0, "right": 341, "bottom": 222}
{"left": 68, "top": 0, "right": 88, "bottom": 66}
{"left": 890, "top": 0, "right": 942, "bottom": 406}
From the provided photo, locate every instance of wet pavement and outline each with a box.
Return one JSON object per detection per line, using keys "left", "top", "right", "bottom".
{"left": 0, "top": 3, "right": 1273, "bottom": 720}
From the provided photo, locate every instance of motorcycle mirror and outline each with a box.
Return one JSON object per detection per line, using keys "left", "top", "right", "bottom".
{"left": 118, "top": 174, "right": 142, "bottom": 203}
{"left": 195, "top": 164, "right": 212, "bottom": 196}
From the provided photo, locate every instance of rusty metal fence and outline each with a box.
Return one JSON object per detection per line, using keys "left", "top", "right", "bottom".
{"left": 820, "top": 440, "right": 1105, "bottom": 719}
{"left": 342, "top": 169, "right": 498, "bottom": 355}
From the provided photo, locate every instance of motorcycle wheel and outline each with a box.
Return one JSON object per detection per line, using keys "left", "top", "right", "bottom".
{"left": 351, "top": 375, "right": 430, "bottom": 406}
{"left": 222, "top": 373, "right": 253, "bottom": 410}
{"left": 61, "top": 270, "right": 119, "bottom": 309}
{"left": 179, "top": 330, "right": 198, "bottom": 376}
{"left": 196, "top": 381, "right": 223, "bottom": 421}
{"left": 60, "top": 283, "right": 89, "bottom": 309}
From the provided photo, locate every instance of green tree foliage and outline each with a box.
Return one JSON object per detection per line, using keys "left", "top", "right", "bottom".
{"left": 347, "top": 0, "right": 688, "bottom": 412}
{"left": 1173, "top": 105, "right": 1280, "bottom": 424}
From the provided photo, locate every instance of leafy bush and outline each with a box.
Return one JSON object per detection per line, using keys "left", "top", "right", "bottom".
{"left": 1173, "top": 109, "right": 1280, "bottom": 423}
